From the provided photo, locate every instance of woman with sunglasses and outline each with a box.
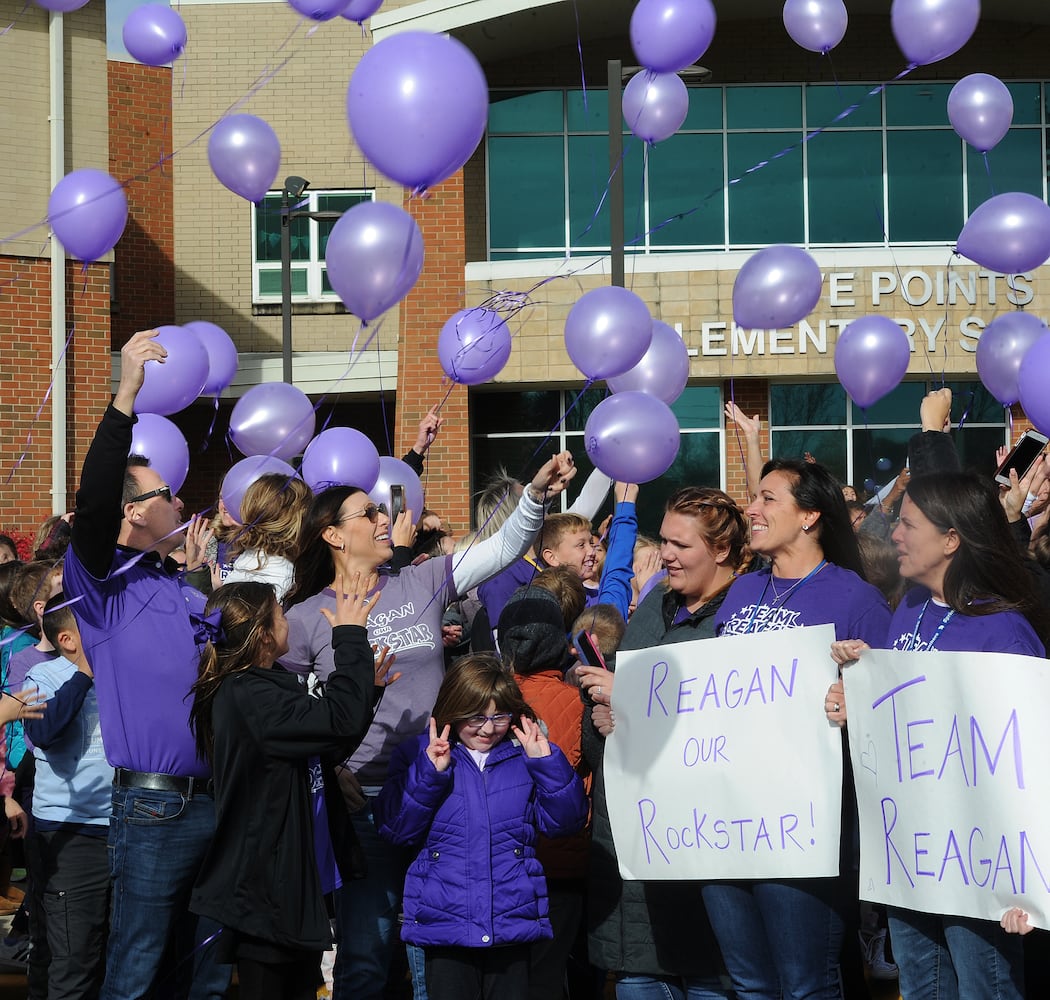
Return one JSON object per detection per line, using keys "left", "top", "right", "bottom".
{"left": 375, "top": 654, "right": 587, "bottom": 1000}
{"left": 282, "top": 452, "right": 576, "bottom": 1000}
{"left": 705, "top": 458, "right": 891, "bottom": 1000}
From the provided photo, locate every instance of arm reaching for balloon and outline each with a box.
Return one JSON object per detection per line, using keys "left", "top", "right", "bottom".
{"left": 725, "top": 401, "right": 765, "bottom": 499}
{"left": 451, "top": 453, "right": 577, "bottom": 595}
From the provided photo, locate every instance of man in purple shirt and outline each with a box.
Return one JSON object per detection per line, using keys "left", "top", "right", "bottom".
{"left": 62, "top": 329, "right": 229, "bottom": 999}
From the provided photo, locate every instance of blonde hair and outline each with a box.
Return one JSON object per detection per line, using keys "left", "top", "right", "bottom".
{"left": 227, "top": 474, "right": 313, "bottom": 564}
{"left": 538, "top": 513, "right": 592, "bottom": 564}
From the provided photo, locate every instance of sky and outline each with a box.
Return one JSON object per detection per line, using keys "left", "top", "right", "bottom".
{"left": 106, "top": 0, "right": 169, "bottom": 61}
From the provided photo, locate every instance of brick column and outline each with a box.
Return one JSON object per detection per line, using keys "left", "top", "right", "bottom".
{"left": 723, "top": 377, "right": 769, "bottom": 507}
{"left": 398, "top": 177, "right": 471, "bottom": 532}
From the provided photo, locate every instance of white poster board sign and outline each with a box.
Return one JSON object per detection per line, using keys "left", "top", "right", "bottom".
{"left": 605, "top": 624, "right": 842, "bottom": 880}
{"left": 844, "top": 648, "right": 1050, "bottom": 930}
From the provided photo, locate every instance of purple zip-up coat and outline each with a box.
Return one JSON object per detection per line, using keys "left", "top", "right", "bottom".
{"left": 375, "top": 732, "right": 587, "bottom": 949}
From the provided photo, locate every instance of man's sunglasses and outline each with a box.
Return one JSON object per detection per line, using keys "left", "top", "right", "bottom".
{"left": 128, "top": 485, "right": 173, "bottom": 504}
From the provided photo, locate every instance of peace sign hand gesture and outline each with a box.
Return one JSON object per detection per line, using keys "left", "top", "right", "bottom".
{"left": 426, "top": 716, "right": 452, "bottom": 772}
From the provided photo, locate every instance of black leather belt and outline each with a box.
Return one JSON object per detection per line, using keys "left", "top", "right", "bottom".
{"left": 114, "top": 768, "right": 213, "bottom": 799}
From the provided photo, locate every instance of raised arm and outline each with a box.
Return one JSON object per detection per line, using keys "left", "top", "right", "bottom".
{"left": 725, "top": 401, "right": 765, "bottom": 499}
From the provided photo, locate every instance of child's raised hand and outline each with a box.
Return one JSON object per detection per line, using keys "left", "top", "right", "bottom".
{"left": 320, "top": 571, "right": 380, "bottom": 629}
{"left": 513, "top": 715, "right": 551, "bottom": 758}
{"left": 426, "top": 716, "right": 452, "bottom": 772}
{"left": 373, "top": 645, "right": 400, "bottom": 688}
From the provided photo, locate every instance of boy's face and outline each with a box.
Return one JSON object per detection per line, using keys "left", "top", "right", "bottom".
{"left": 544, "top": 528, "right": 596, "bottom": 579}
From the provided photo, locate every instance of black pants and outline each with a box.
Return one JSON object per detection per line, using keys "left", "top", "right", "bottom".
{"left": 35, "top": 827, "right": 109, "bottom": 1000}
{"left": 425, "top": 943, "right": 530, "bottom": 1000}
{"left": 236, "top": 954, "right": 320, "bottom": 1000}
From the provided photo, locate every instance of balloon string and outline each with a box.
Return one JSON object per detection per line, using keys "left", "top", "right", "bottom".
{"left": 0, "top": 0, "right": 30, "bottom": 38}
{"left": 569, "top": 0, "right": 587, "bottom": 116}
{"left": 955, "top": 388, "right": 975, "bottom": 434}
{"left": 981, "top": 150, "right": 998, "bottom": 196}
{"left": 199, "top": 396, "right": 221, "bottom": 453}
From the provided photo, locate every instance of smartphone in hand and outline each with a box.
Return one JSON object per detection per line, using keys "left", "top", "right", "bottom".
{"left": 994, "top": 431, "right": 1048, "bottom": 487}
{"left": 573, "top": 629, "right": 607, "bottom": 669}
{"left": 390, "top": 484, "right": 406, "bottom": 523}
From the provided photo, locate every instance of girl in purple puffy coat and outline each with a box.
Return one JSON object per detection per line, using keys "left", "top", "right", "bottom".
{"left": 375, "top": 654, "right": 587, "bottom": 1000}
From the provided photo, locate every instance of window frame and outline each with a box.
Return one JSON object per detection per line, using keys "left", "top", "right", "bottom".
{"left": 251, "top": 188, "right": 375, "bottom": 304}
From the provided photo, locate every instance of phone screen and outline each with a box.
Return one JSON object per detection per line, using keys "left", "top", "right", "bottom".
{"left": 995, "top": 432, "right": 1048, "bottom": 485}
{"left": 573, "top": 629, "right": 607, "bottom": 669}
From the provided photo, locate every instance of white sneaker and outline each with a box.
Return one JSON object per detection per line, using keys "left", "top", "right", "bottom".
{"left": 859, "top": 928, "right": 898, "bottom": 981}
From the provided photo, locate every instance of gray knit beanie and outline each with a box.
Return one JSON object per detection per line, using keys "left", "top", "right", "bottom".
{"left": 497, "top": 586, "right": 570, "bottom": 675}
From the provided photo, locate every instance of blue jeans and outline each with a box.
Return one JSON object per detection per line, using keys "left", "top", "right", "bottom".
{"left": 616, "top": 973, "right": 731, "bottom": 999}
{"left": 701, "top": 879, "right": 844, "bottom": 1000}
{"left": 101, "top": 786, "right": 232, "bottom": 1000}
{"left": 333, "top": 796, "right": 421, "bottom": 1000}
{"left": 887, "top": 906, "right": 1024, "bottom": 1000}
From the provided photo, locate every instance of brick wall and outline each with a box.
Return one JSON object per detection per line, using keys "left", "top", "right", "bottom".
{"left": 397, "top": 177, "right": 472, "bottom": 532}
{"left": 0, "top": 257, "right": 111, "bottom": 531}
{"left": 723, "top": 377, "right": 768, "bottom": 507}
{"left": 109, "top": 61, "right": 176, "bottom": 346}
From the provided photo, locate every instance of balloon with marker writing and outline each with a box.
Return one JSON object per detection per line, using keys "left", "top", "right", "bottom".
{"left": 437, "top": 308, "right": 512, "bottom": 385}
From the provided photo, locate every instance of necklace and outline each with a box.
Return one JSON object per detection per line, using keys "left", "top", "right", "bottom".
{"left": 768, "top": 559, "right": 827, "bottom": 604}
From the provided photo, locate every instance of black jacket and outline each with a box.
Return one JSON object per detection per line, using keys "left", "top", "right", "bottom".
{"left": 190, "top": 624, "right": 376, "bottom": 950}
{"left": 584, "top": 584, "right": 728, "bottom": 978}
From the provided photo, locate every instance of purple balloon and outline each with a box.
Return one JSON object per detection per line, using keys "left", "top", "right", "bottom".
{"left": 369, "top": 457, "right": 425, "bottom": 526}
{"left": 607, "top": 321, "right": 690, "bottom": 404}
{"left": 122, "top": 4, "right": 187, "bottom": 66}
{"left": 207, "top": 115, "right": 281, "bottom": 203}
{"left": 136, "top": 325, "right": 210, "bottom": 416}
{"left": 129, "top": 414, "right": 190, "bottom": 494}
{"left": 229, "top": 383, "right": 316, "bottom": 460}
{"left": 565, "top": 287, "right": 653, "bottom": 381}
{"left": 1018, "top": 335, "right": 1050, "bottom": 437}
{"left": 301, "top": 427, "right": 381, "bottom": 493}
{"left": 220, "top": 456, "right": 298, "bottom": 524}
{"left": 288, "top": 0, "right": 347, "bottom": 20}
{"left": 184, "top": 321, "right": 239, "bottom": 395}
{"left": 34, "top": 0, "right": 89, "bottom": 11}
{"left": 324, "top": 201, "right": 424, "bottom": 322}
{"left": 890, "top": 0, "right": 980, "bottom": 67}
{"left": 783, "top": 0, "right": 848, "bottom": 53}
{"left": 622, "top": 71, "right": 689, "bottom": 145}
{"left": 976, "top": 312, "right": 1048, "bottom": 407}
{"left": 733, "top": 245, "right": 823, "bottom": 330}
{"left": 834, "top": 316, "right": 911, "bottom": 409}
{"left": 437, "top": 309, "right": 512, "bottom": 385}
{"left": 584, "top": 392, "right": 680, "bottom": 484}
{"left": 947, "top": 74, "right": 1014, "bottom": 153}
{"left": 48, "top": 169, "right": 128, "bottom": 263}
{"left": 347, "top": 32, "right": 488, "bottom": 193}
{"left": 957, "top": 193, "right": 1050, "bottom": 276}
{"left": 630, "top": 0, "right": 716, "bottom": 74}
{"left": 341, "top": 0, "right": 382, "bottom": 21}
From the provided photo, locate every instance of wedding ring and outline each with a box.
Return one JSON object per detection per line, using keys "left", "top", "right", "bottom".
{"left": 833, "top": 702, "right": 840, "bottom": 712}
{"left": 596, "top": 686, "right": 602, "bottom": 697}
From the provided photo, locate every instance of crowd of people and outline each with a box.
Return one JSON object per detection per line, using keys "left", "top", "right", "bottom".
{"left": 0, "top": 330, "right": 1047, "bottom": 1000}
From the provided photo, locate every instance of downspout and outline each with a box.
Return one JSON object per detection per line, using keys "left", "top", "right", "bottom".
{"left": 49, "top": 10, "right": 67, "bottom": 515}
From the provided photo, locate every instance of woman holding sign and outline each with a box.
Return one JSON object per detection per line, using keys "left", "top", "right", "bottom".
{"left": 829, "top": 470, "right": 1046, "bottom": 1000}
{"left": 707, "top": 458, "right": 890, "bottom": 1000}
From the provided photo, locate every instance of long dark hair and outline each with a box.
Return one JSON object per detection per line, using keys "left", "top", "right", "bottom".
{"left": 285, "top": 486, "right": 364, "bottom": 609}
{"left": 761, "top": 458, "right": 866, "bottom": 578}
{"left": 905, "top": 472, "right": 1049, "bottom": 643}
{"left": 189, "top": 582, "right": 281, "bottom": 763}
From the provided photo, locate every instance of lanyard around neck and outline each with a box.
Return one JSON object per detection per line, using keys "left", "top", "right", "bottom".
{"left": 743, "top": 559, "right": 828, "bottom": 634}
{"left": 903, "top": 598, "right": 955, "bottom": 651}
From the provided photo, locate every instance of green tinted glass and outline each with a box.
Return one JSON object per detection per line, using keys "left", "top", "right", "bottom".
{"left": 728, "top": 133, "right": 804, "bottom": 245}
{"left": 671, "top": 386, "right": 720, "bottom": 427}
{"left": 636, "top": 432, "right": 723, "bottom": 537}
{"left": 258, "top": 268, "right": 307, "bottom": 296}
{"left": 851, "top": 428, "right": 913, "bottom": 487}
{"left": 771, "top": 430, "right": 847, "bottom": 482}
{"left": 568, "top": 135, "right": 643, "bottom": 249}
{"left": 850, "top": 381, "right": 926, "bottom": 424}
{"left": 488, "top": 90, "right": 563, "bottom": 133}
{"left": 488, "top": 136, "right": 565, "bottom": 250}
{"left": 726, "top": 86, "right": 801, "bottom": 129}
{"left": 886, "top": 83, "right": 953, "bottom": 126}
{"left": 808, "top": 131, "right": 885, "bottom": 243}
{"left": 1007, "top": 83, "right": 1041, "bottom": 125}
{"left": 967, "top": 129, "right": 1044, "bottom": 210}
{"left": 943, "top": 381, "right": 1007, "bottom": 425}
{"left": 805, "top": 84, "right": 883, "bottom": 129}
{"left": 648, "top": 133, "right": 725, "bottom": 247}
{"left": 887, "top": 130, "right": 963, "bottom": 242}
{"left": 770, "top": 383, "right": 846, "bottom": 425}
{"left": 681, "top": 87, "right": 723, "bottom": 130}
{"left": 567, "top": 89, "right": 608, "bottom": 132}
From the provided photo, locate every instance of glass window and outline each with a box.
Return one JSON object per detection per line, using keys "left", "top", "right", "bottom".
{"left": 808, "top": 131, "right": 885, "bottom": 243}
{"left": 850, "top": 381, "right": 927, "bottom": 424}
{"left": 681, "top": 87, "right": 723, "bottom": 130}
{"left": 568, "top": 135, "right": 644, "bottom": 249}
{"left": 806, "top": 84, "right": 883, "bottom": 129}
{"left": 648, "top": 133, "right": 725, "bottom": 247}
{"left": 1008, "top": 83, "right": 1042, "bottom": 125}
{"left": 726, "top": 86, "right": 801, "bottom": 130}
{"left": 488, "top": 90, "right": 563, "bottom": 134}
{"left": 966, "top": 129, "right": 1045, "bottom": 211}
{"left": 636, "top": 433, "right": 723, "bottom": 538}
{"left": 252, "top": 189, "right": 373, "bottom": 303}
{"left": 886, "top": 83, "right": 953, "bottom": 127}
{"left": 472, "top": 390, "right": 560, "bottom": 434}
{"left": 887, "top": 130, "right": 963, "bottom": 242}
{"left": 488, "top": 137, "right": 566, "bottom": 250}
{"left": 770, "top": 430, "right": 848, "bottom": 482}
{"left": 727, "top": 132, "right": 804, "bottom": 244}
{"left": 851, "top": 428, "right": 912, "bottom": 488}
{"left": 671, "top": 386, "right": 722, "bottom": 426}
{"left": 770, "top": 384, "right": 846, "bottom": 426}
{"left": 568, "top": 89, "right": 608, "bottom": 132}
